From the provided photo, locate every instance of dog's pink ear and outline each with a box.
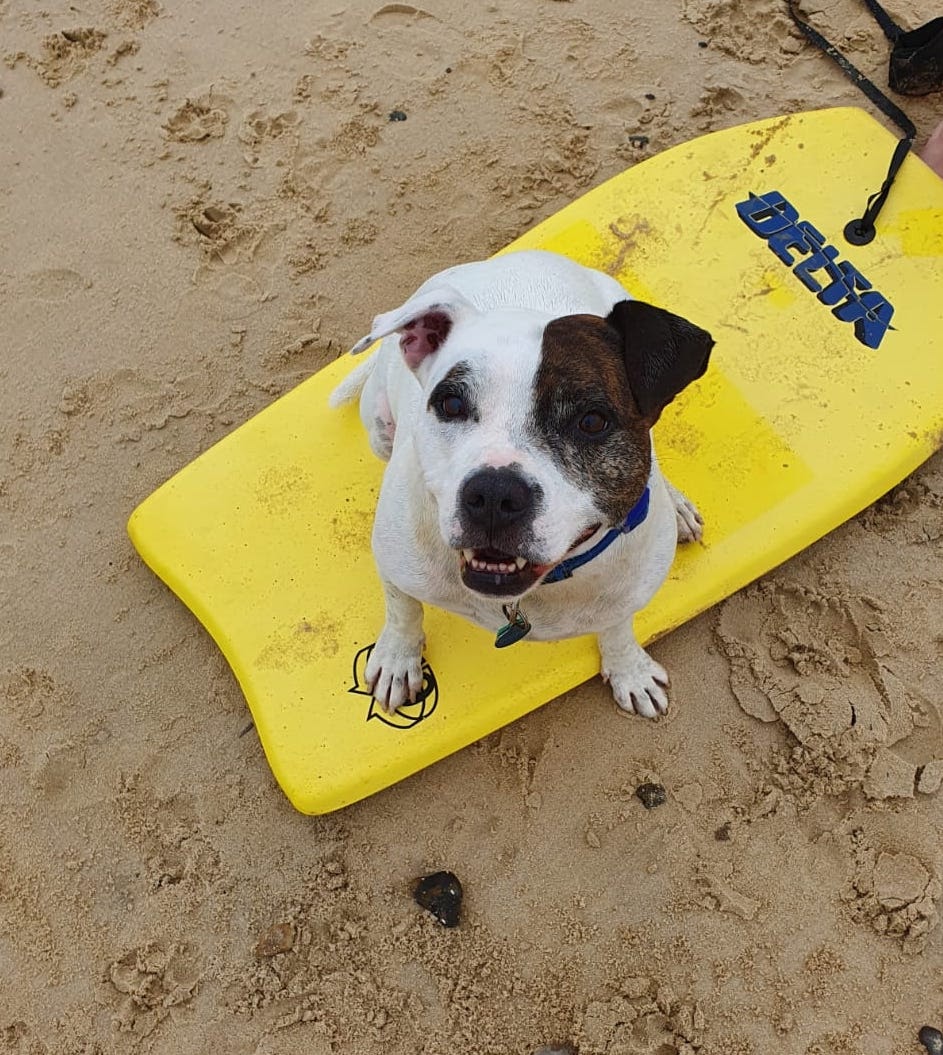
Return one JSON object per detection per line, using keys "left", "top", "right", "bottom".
{"left": 605, "top": 300, "right": 714, "bottom": 424}
{"left": 350, "top": 285, "right": 477, "bottom": 371}
{"left": 398, "top": 311, "right": 452, "bottom": 369}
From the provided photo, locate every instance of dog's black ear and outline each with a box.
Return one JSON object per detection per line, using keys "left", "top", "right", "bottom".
{"left": 606, "top": 300, "right": 714, "bottom": 424}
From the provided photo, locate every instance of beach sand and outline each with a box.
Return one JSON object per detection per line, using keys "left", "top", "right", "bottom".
{"left": 2, "top": 0, "right": 942, "bottom": 1050}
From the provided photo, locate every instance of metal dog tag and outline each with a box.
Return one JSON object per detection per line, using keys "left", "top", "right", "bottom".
{"left": 495, "top": 603, "right": 532, "bottom": 648}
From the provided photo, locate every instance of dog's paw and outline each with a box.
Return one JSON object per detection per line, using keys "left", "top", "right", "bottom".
{"left": 365, "top": 629, "right": 425, "bottom": 713}
{"left": 601, "top": 648, "right": 670, "bottom": 718}
{"left": 666, "top": 480, "right": 703, "bottom": 544}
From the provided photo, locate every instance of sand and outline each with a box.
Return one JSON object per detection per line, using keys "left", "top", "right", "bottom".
{"left": 2, "top": 0, "right": 942, "bottom": 1050}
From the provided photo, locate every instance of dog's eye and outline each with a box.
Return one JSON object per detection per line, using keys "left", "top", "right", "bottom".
{"left": 577, "top": 411, "right": 610, "bottom": 436}
{"left": 437, "top": 394, "right": 467, "bottom": 420}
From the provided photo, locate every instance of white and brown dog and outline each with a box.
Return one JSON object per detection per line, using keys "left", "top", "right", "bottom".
{"left": 330, "top": 249, "right": 713, "bottom": 718}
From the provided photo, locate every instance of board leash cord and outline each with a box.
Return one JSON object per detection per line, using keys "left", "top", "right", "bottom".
{"left": 786, "top": 0, "right": 919, "bottom": 246}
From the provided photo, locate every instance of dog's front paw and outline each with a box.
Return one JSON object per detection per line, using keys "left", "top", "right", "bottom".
{"left": 601, "top": 646, "right": 670, "bottom": 718}
{"left": 366, "top": 629, "right": 426, "bottom": 713}
{"left": 665, "top": 480, "right": 703, "bottom": 544}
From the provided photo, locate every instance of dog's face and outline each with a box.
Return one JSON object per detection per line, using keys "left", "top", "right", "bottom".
{"left": 362, "top": 288, "right": 712, "bottom": 600}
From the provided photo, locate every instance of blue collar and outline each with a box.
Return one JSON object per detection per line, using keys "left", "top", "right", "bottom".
{"left": 542, "top": 487, "right": 651, "bottom": 584}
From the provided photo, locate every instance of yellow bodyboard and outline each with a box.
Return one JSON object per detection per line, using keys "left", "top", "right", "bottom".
{"left": 129, "top": 108, "right": 943, "bottom": 813}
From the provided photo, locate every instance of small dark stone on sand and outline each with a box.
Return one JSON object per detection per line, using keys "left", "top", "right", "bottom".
{"left": 715, "top": 822, "right": 732, "bottom": 841}
{"left": 644, "top": 92, "right": 656, "bottom": 100}
{"left": 919, "top": 1026, "right": 943, "bottom": 1055}
{"left": 255, "top": 922, "right": 294, "bottom": 957}
{"left": 636, "top": 782, "right": 667, "bottom": 809}
{"left": 413, "top": 870, "right": 463, "bottom": 926}
{"left": 628, "top": 134, "right": 649, "bottom": 148}
{"left": 698, "top": 40, "right": 709, "bottom": 48}
{"left": 389, "top": 110, "right": 408, "bottom": 122}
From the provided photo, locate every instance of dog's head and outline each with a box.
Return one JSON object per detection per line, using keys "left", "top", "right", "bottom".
{"left": 355, "top": 287, "right": 713, "bottom": 600}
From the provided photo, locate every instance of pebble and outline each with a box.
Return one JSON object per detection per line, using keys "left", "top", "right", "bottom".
{"left": 919, "top": 1026, "right": 943, "bottom": 1055}
{"left": 636, "top": 782, "right": 667, "bottom": 809}
{"left": 413, "top": 871, "right": 463, "bottom": 927}
{"left": 255, "top": 922, "right": 295, "bottom": 957}
{"left": 389, "top": 110, "right": 408, "bottom": 122}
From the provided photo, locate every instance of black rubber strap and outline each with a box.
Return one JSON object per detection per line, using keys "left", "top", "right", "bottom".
{"left": 786, "top": 1, "right": 916, "bottom": 138}
{"left": 850, "top": 134, "right": 912, "bottom": 242}
{"left": 859, "top": 0, "right": 903, "bottom": 43}
{"left": 786, "top": 0, "right": 915, "bottom": 243}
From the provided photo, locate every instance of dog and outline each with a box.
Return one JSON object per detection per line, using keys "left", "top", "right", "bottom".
{"left": 330, "top": 249, "right": 713, "bottom": 718}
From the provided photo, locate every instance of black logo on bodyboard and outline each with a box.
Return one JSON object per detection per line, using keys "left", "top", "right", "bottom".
{"left": 348, "top": 643, "right": 439, "bottom": 729}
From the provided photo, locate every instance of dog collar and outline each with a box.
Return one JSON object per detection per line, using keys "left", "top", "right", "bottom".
{"left": 494, "top": 485, "right": 651, "bottom": 648}
{"left": 542, "top": 486, "right": 651, "bottom": 584}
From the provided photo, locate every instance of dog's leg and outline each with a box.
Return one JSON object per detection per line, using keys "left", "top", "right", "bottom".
{"left": 363, "top": 389, "right": 397, "bottom": 462}
{"left": 365, "top": 580, "right": 426, "bottom": 713}
{"left": 598, "top": 625, "right": 669, "bottom": 718}
{"left": 664, "top": 479, "right": 703, "bottom": 544}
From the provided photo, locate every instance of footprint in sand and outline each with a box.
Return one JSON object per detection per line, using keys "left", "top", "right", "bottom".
{"left": 175, "top": 197, "right": 284, "bottom": 319}
{"left": 369, "top": 3, "right": 439, "bottom": 22}
{"left": 715, "top": 580, "right": 942, "bottom": 800}
{"left": 108, "top": 942, "right": 201, "bottom": 1037}
{"left": 237, "top": 107, "right": 301, "bottom": 170}
{"left": 238, "top": 108, "right": 300, "bottom": 148}
{"left": 0, "top": 665, "right": 62, "bottom": 728}
{"left": 10, "top": 27, "right": 107, "bottom": 88}
{"left": 163, "top": 90, "right": 231, "bottom": 142}
{"left": 17, "top": 267, "right": 92, "bottom": 302}
{"left": 114, "top": 774, "right": 220, "bottom": 890}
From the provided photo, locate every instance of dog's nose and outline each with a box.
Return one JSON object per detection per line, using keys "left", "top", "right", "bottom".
{"left": 460, "top": 467, "right": 536, "bottom": 530}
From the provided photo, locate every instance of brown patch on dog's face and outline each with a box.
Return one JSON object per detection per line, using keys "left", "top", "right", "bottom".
{"left": 530, "top": 314, "right": 651, "bottom": 525}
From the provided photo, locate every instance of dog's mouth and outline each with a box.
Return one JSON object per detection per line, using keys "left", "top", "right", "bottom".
{"left": 459, "top": 547, "right": 547, "bottom": 596}
{"left": 458, "top": 524, "right": 602, "bottom": 598}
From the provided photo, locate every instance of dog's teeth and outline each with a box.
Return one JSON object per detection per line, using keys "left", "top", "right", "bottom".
{"left": 465, "top": 554, "right": 527, "bottom": 576}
